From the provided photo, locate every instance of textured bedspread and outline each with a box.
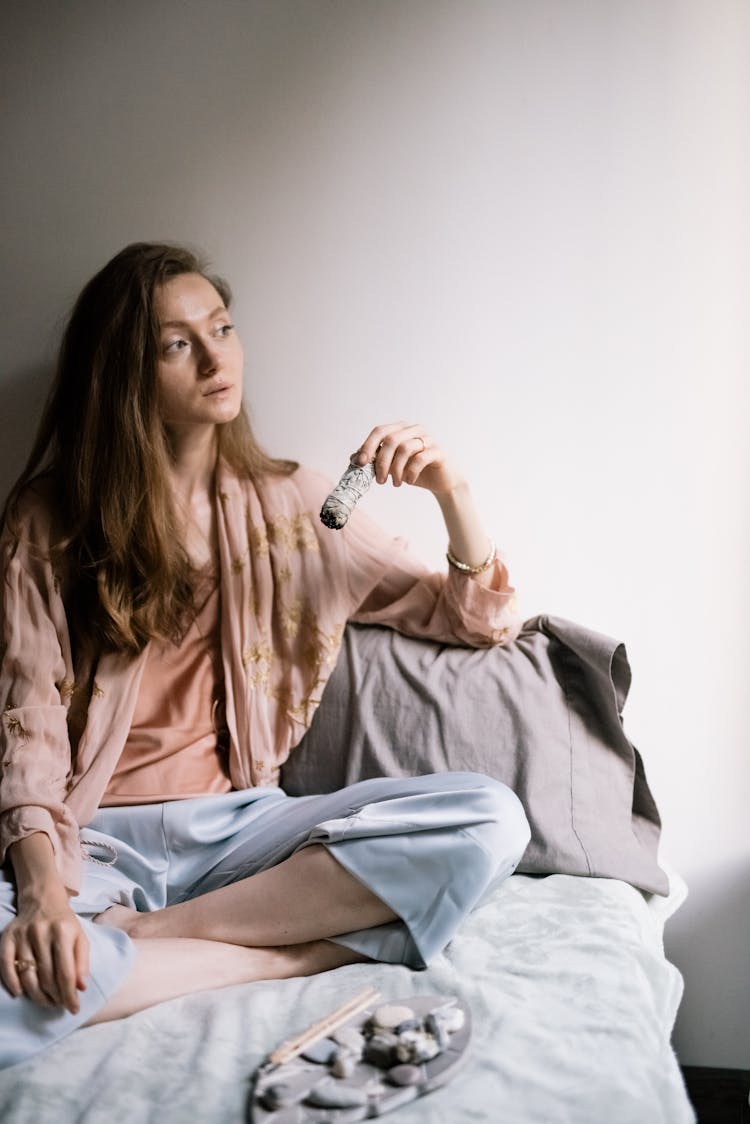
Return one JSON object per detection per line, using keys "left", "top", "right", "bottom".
{"left": 0, "top": 873, "right": 695, "bottom": 1124}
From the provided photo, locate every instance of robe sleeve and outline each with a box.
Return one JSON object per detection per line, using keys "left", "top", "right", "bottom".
{"left": 0, "top": 490, "right": 81, "bottom": 887}
{"left": 342, "top": 497, "right": 521, "bottom": 648}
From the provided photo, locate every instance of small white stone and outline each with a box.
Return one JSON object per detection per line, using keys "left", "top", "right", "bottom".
{"left": 395, "top": 1030, "right": 440, "bottom": 1064}
{"left": 435, "top": 1004, "right": 465, "bottom": 1033}
{"left": 372, "top": 1004, "right": 415, "bottom": 1030}
{"left": 331, "top": 1026, "right": 365, "bottom": 1055}
{"left": 331, "top": 1050, "right": 357, "bottom": 1079}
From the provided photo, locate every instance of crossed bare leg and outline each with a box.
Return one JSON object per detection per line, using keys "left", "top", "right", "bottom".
{"left": 88, "top": 844, "right": 395, "bottom": 1024}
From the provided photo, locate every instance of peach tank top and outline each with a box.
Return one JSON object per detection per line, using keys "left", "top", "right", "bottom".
{"left": 101, "top": 576, "right": 232, "bottom": 806}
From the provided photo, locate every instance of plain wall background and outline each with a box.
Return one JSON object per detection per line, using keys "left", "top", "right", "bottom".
{"left": 1, "top": 0, "right": 747, "bottom": 1067}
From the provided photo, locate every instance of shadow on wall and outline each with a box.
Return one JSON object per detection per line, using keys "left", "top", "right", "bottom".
{"left": 666, "top": 857, "right": 750, "bottom": 1068}
{"left": 0, "top": 364, "right": 53, "bottom": 504}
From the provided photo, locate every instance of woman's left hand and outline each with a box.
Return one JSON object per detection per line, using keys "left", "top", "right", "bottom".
{"left": 354, "top": 421, "right": 497, "bottom": 580}
{"left": 354, "top": 422, "right": 463, "bottom": 497}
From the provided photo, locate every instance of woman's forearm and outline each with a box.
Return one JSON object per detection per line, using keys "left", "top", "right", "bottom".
{"left": 7, "top": 832, "right": 67, "bottom": 903}
{"left": 435, "top": 481, "right": 496, "bottom": 588}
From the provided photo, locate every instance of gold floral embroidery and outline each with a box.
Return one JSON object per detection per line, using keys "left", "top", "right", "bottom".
{"left": 277, "top": 565, "right": 292, "bottom": 584}
{"left": 249, "top": 512, "right": 319, "bottom": 559}
{"left": 58, "top": 679, "right": 76, "bottom": 701}
{"left": 232, "top": 554, "right": 247, "bottom": 574}
{"left": 92, "top": 682, "right": 105, "bottom": 698}
{"left": 249, "top": 594, "right": 262, "bottom": 619}
{"left": 242, "top": 642, "right": 274, "bottom": 689}
{"left": 252, "top": 759, "right": 280, "bottom": 787}
{"left": 281, "top": 615, "right": 346, "bottom": 727}
{"left": 3, "top": 712, "right": 31, "bottom": 742}
{"left": 287, "top": 693, "right": 324, "bottom": 728}
{"left": 280, "top": 600, "right": 305, "bottom": 640}
{"left": 249, "top": 522, "right": 270, "bottom": 558}
{"left": 270, "top": 683, "right": 318, "bottom": 729}
{"left": 267, "top": 513, "right": 320, "bottom": 554}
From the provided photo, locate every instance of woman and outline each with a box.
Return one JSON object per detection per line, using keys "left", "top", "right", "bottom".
{"left": 0, "top": 243, "right": 529, "bottom": 1069}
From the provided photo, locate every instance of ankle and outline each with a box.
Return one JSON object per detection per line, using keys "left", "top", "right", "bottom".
{"left": 94, "top": 903, "right": 147, "bottom": 938}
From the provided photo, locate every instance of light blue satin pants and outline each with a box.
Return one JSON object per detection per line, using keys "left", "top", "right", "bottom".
{"left": 0, "top": 772, "right": 529, "bottom": 1069}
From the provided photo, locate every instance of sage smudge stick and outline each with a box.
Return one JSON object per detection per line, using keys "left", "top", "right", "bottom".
{"left": 319, "top": 458, "right": 376, "bottom": 529}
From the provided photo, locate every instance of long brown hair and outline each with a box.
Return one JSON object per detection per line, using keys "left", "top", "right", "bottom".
{"left": 2, "top": 242, "right": 296, "bottom": 657}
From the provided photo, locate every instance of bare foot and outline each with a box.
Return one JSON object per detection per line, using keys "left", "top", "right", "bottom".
{"left": 93, "top": 903, "right": 141, "bottom": 936}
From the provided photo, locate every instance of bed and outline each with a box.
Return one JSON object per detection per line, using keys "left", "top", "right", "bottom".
{"left": 0, "top": 618, "right": 696, "bottom": 1123}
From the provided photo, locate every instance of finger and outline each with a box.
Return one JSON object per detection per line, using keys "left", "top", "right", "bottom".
{"left": 372, "top": 426, "right": 424, "bottom": 484}
{"left": 0, "top": 935, "right": 23, "bottom": 998}
{"left": 29, "top": 932, "right": 62, "bottom": 1007}
{"left": 75, "top": 930, "right": 90, "bottom": 993}
{"left": 388, "top": 435, "right": 433, "bottom": 487}
{"left": 354, "top": 422, "right": 411, "bottom": 467}
{"left": 53, "top": 939, "right": 81, "bottom": 1014}
{"left": 14, "top": 956, "right": 54, "bottom": 1009}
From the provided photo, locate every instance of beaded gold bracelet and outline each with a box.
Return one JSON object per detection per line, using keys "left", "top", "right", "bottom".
{"left": 446, "top": 539, "right": 496, "bottom": 575}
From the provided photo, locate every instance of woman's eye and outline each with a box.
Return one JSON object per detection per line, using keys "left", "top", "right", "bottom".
{"left": 164, "top": 338, "right": 188, "bottom": 354}
{"left": 216, "top": 323, "right": 235, "bottom": 338}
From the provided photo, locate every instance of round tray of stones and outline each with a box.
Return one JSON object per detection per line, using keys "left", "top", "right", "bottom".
{"left": 251, "top": 994, "right": 471, "bottom": 1122}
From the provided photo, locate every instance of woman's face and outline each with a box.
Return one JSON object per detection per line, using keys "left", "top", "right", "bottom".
{"left": 154, "top": 272, "right": 244, "bottom": 430}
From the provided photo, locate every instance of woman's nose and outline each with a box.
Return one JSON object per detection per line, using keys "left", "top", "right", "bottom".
{"left": 197, "top": 339, "right": 222, "bottom": 374}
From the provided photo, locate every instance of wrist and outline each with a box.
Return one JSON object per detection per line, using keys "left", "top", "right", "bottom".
{"left": 436, "top": 481, "right": 495, "bottom": 573}
{"left": 434, "top": 479, "right": 471, "bottom": 511}
{"left": 446, "top": 539, "right": 496, "bottom": 575}
{"left": 9, "top": 832, "right": 66, "bottom": 902}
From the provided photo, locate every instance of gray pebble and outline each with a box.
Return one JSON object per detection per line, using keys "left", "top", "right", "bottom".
{"left": 259, "top": 1082, "right": 305, "bottom": 1111}
{"left": 395, "top": 1017, "right": 422, "bottom": 1035}
{"left": 259, "top": 1084, "right": 286, "bottom": 1111}
{"left": 364, "top": 1033, "right": 398, "bottom": 1069}
{"left": 425, "top": 1012, "right": 450, "bottom": 1049}
{"left": 300, "top": 1037, "right": 338, "bottom": 1064}
{"left": 368, "top": 1085, "right": 420, "bottom": 1115}
{"left": 263, "top": 1108, "right": 304, "bottom": 1124}
{"left": 387, "top": 1064, "right": 423, "bottom": 1087}
{"left": 305, "top": 1077, "right": 369, "bottom": 1108}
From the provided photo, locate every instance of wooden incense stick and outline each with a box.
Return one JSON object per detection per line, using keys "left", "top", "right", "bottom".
{"left": 269, "top": 986, "right": 381, "bottom": 1067}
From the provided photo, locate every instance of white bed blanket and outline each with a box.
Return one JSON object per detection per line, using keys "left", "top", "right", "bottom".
{"left": 0, "top": 873, "right": 695, "bottom": 1124}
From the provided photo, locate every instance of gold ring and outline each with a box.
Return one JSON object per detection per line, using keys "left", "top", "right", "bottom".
{"left": 14, "top": 958, "right": 36, "bottom": 973}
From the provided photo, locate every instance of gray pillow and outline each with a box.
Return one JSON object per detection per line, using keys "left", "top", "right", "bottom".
{"left": 281, "top": 616, "right": 668, "bottom": 895}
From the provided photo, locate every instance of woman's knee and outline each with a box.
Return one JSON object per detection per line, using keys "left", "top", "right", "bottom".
{"left": 459, "top": 774, "right": 531, "bottom": 867}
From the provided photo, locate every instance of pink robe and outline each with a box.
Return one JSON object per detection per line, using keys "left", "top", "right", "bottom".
{"left": 0, "top": 461, "right": 520, "bottom": 893}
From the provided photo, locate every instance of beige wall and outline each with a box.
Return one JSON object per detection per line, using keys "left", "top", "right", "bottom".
{"left": 1, "top": 0, "right": 748, "bottom": 1067}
